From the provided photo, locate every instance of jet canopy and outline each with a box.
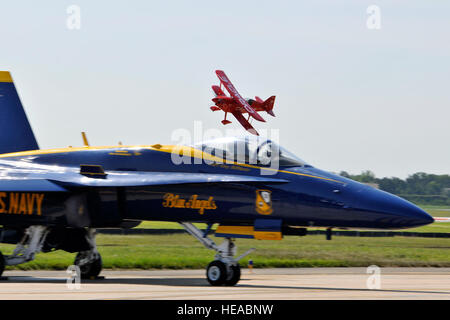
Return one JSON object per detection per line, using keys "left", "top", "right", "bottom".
{"left": 193, "top": 136, "right": 309, "bottom": 167}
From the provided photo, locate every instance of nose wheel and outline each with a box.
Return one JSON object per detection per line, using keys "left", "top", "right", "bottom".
{"left": 206, "top": 260, "right": 227, "bottom": 285}
{"left": 206, "top": 260, "right": 241, "bottom": 286}
{"left": 226, "top": 264, "right": 241, "bottom": 286}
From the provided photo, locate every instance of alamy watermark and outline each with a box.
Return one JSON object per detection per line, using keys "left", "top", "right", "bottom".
{"left": 366, "top": 265, "right": 381, "bottom": 289}
{"left": 366, "top": 5, "right": 381, "bottom": 30}
{"left": 66, "top": 265, "right": 81, "bottom": 290}
{"left": 66, "top": 5, "right": 81, "bottom": 30}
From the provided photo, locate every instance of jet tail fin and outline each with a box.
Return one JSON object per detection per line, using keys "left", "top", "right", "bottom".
{"left": 0, "top": 72, "right": 39, "bottom": 154}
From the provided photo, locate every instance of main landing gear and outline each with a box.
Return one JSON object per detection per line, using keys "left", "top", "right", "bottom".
{"left": 180, "top": 223, "right": 255, "bottom": 286}
{"left": 73, "top": 228, "right": 102, "bottom": 279}
{"left": 0, "top": 226, "right": 102, "bottom": 279}
{"left": 0, "top": 226, "right": 49, "bottom": 277}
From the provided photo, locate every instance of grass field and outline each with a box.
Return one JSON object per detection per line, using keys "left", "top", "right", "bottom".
{"left": 1, "top": 205, "right": 449, "bottom": 271}
{"left": 2, "top": 233, "right": 450, "bottom": 271}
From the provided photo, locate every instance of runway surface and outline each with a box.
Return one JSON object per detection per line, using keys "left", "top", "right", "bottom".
{"left": 0, "top": 268, "right": 449, "bottom": 300}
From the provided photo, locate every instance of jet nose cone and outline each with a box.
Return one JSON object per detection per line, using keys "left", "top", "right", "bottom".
{"left": 396, "top": 201, "right": 434, "bottom": 227}
{"left": 351, "top": 185, "right": 435, "bottom": 228}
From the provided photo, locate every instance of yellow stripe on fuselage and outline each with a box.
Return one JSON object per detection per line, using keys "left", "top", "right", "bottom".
{"left": 0, "top": 71, "right": 13, "bottom": 83}
{"left": 215, "top": 226, "right": 282, "bottom": 240}
{"left": 0, "top": 145, "right": 143, "bottom": 157}
{"left": 156, "top": 145, "right": 344, "bottom": 183}
{"left": 0, "top": 144, "right": 344, "bottom": 184}
{"left": 254, "top": 231, "right": 283, "bottom": 240}
{"left": 215, "top": 226, "right": 254, "bottom": 236}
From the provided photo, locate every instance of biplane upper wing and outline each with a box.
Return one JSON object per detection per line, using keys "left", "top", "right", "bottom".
{"left": 215, "top": 70, "right": 265, "bottom": 122}
{"left": 211, "top": 85, "right": 226, "bottom": 97}
{"left": 211, "top": 85, "right": 235, "bottom": 104}
{"left": 231, "top": 110, "right": 259, "bottom": 136}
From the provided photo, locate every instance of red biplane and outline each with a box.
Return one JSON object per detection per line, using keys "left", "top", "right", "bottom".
{"left": 210, "top": 70, "right": 276, "bottom": 136}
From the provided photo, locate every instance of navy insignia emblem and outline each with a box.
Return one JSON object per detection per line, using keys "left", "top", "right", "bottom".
{"left": 255, "top": 190, "right": 273, "bottom": 215}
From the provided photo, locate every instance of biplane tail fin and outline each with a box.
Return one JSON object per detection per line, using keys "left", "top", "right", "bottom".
{"left": 0, "top": 72, "right": 39, "bottom": 154}
{"left": 257, "top": 95, "right": 276, "bottom": 117}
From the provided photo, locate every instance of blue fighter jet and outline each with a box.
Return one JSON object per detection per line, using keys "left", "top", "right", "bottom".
{"left": 0, "top": 72, "right": 434, "bottom": 285}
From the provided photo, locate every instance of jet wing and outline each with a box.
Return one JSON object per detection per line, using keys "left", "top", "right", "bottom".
{"left": 231, "top": 111, "right": 259, "bottom": 136}
{"left": 49, "top": 171, "right": 288, "bottom": 188}
{"left": 215, "top": 70, "right": 265, "bottom": 122}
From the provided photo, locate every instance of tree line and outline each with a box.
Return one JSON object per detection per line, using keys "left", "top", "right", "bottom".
{"left": 338, "top": 171, "right": 450, "bottom": 206}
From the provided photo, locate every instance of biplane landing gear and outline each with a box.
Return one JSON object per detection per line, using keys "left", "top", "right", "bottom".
{"left": 180, "top": 223, "right": 254, "bottom": 286}
{"left": 74, "top": 228, "right": 102, "bottom": 279}
{"left": 221, "top": 112, "right": 232, "bottom": 125}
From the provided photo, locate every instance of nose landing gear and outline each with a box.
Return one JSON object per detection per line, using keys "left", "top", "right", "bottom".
{"left": 180, "top": 222, "right": 254, "bottom": 286}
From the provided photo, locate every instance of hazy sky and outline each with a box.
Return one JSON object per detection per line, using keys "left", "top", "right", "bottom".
{"left": 0, "top": 1, "right": 448, "bottom": 178}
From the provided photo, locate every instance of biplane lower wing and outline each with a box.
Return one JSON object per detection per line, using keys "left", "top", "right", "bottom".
{"left": 231, "top": 111, "right": 259, "bottom": 136}
{"left": 212, "top": 96, "right": 234, "bottom": 103}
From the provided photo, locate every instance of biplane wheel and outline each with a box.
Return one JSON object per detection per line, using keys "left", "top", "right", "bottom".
{"left": 0, "top": 252, "right": 4, "bottom": 277}
{"left": 74, "top": 252, "right": 102, "bottom": 279}
{"left": 206, "top": 260, "right": 227, "bottom": 286}
{"left": 224, "top": 264, "right": 241, "bottom": 286}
